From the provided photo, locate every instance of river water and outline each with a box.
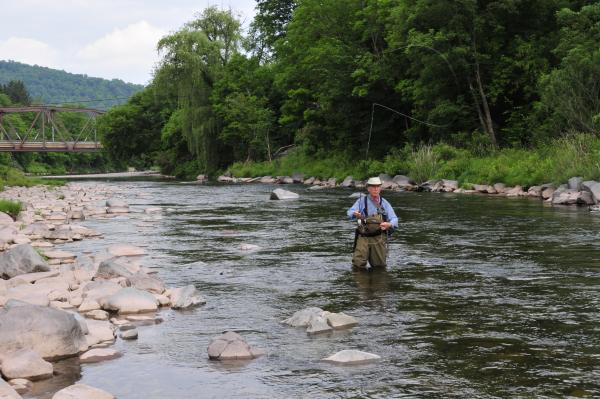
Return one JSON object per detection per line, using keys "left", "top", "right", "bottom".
{"left": 27, "top": 181, "right": 600, "bottom": 399}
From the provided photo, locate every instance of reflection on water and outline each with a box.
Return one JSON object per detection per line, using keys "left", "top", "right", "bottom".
{"left": 26, "top": 181, "right": 600, "bottom": 398}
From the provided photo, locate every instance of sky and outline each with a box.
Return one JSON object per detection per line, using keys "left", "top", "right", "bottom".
{"left": 0, "top": 0, "right": 257, "bottom": 85}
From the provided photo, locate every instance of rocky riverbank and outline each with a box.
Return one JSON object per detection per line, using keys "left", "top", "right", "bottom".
{"left": 214, "top": 173, "right": 600, "bottom": 208}
{"left": 0, "top": 183, "right": 204, "bottom": 399}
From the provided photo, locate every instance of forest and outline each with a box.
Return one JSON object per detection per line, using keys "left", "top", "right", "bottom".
{"left": 7, "top": 0, "right": 600, "bottom": 186}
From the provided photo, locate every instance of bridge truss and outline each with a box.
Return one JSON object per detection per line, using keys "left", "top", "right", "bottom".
{"left": 0, "top": 106, "right": 104, "bottom": 152}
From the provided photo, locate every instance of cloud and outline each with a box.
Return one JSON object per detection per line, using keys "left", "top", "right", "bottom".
{"left": 0, "top": 37, "right": 60, "bottom": 68}
{"left": 74, "top": 21, "right": 166, "bottom": 84}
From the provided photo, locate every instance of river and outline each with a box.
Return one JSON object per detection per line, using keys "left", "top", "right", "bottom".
{"left": 27, "top": 180, "right": 600, "bottom": 398}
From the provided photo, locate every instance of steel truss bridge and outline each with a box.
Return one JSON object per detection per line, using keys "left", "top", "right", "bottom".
{"left": 0, "top": 106, "right": 104, "bottom": 152}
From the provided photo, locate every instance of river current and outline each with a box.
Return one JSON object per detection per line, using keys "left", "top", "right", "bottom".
{"left": 27, "top": 180, "right": 600, "bottom": 399}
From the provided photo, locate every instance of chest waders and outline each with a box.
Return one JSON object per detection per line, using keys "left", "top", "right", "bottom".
{"left": 352, "top": 195, "right": 390, "bottom": 270}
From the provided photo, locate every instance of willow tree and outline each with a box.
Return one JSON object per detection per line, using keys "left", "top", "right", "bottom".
{"left": 154, "top": 7, "right": 241, "bottom": 174}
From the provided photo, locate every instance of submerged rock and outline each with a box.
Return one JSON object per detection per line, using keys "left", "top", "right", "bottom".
{"left": 322, "top": 349, "right": 380, "bottom": 365}
{"left": 170, "top": 285, "right": 206, "bottom": 309}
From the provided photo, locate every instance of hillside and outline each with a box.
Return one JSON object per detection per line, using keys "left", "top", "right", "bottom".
{"left": 0, "top": 60, "right": 144, "bottom": 110}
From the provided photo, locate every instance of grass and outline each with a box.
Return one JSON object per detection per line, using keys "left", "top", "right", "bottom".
{"left": 227, "top": 133, "right": 600, "bottom": 188}
{"left": 0, "top": 166, "right": 65, "bottom": 190}
{"left": 0, "top": 199, "right": 22, "bottom": 219}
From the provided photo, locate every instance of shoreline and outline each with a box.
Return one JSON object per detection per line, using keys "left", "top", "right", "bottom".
{"left": 215, "top": 173, "right": 600, "bottom": 210}
{"left": 37, "top": 170, "right": 172, "bottom": 179}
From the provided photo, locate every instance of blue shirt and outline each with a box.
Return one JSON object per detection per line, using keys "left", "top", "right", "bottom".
{"left": 347, "top": 195, "right": 398, "bottom": 229}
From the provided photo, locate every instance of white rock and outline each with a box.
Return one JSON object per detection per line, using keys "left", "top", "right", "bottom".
{"left": 52, "top": 383, "right": 114, "bottom": 399}
{"left": 323, "top": 311, "right": 358, "bottom": 329}
{"left": 306, "top": 313, "right": 333, "bottom": 335}
{"left": 85, "top": 319, "right": 116, "bottom": 343}
{"left": 101, "top": 288, "right": 158, "bottom": 314}
{"left": 84, "top": 310, "right": 109, "bottom": 320}
{"left": 0, "top": 378, "right": 21, "bottom": 399}
{"left": 79, "top": 348, "right": 121, "bottom": 364}
{"left": 120, "top": 328, "right": 138, "bottom": 340}
{"left": 79, "top": 299, "right": 101, "bottom": 312}
{"left": 0, "top": 349, "right": 53, "bottom": 380}
{"left": 282, "top": 307, "right": 324, "bottom": 327}
{"left": 270, "top": 188, "right": 299, "bottom": 200}
{"left": 169, "top": 285, "right": 206, "bottom": 309}
{"left": 322, "top": 349, "right": 381, "bottom": 365}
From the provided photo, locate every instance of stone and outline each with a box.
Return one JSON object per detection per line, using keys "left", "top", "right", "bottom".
{"left": 12, "top": 271, "right": 59, "bottom": 284}
{"left": 291, "top": 173, "right": 305, "bottom": 183}
{"left": 282, "top": 307, "right": 324, "bottom": 327}
{"left": 52, "top": 383, "right": 115, "bottom": 399}
{"left": 0, "top": 301, "right": 86, "bottom": 359}
{"left": 259, "top": 176, "right": 276, "bottom": 184}
{"left": 120, "top": 328, "right": 138, "bottom": 340}
{"left": 85, "top": 310, "right": 109, "bottom": 321}
{"left": 0, "top": 378, "right": 21, "bottom": 399}
{"left": 79, "top": 299, "right": 101, "bottom": 312}
{"left": 0, "top": 244, "right": 50, "bottom": 279}
{"left": 306, "top": 313, "right": 333, "bottom": 335}
{"left": 8, "top": 379, "right": 31, "bottom": 395}
{"left": 541, "top": 186, "right": 555, "bottom": 200}
{"left": 127, "top": 271, "right": 165, "bottom": 294}
{"left": 322, "top": 349, "right": 381, "bottom": 365}
{"left": 568, "top": 176, "right": 583, "bottom": 190}
{"left": 505, "top": 186, "right": 527, "bottom": 197}
{"left": 207, "top": 331, "right": 262, "bottom": 361}
{"left": 323, "top": 311, "right": 358, "bottom": 329}
{"left": 340, "top": 176, "right": 355, "bottom": 188}
{"left": 0, "top": 349, "right": 53, "bottom": 380}
{"left": 441, "top": 180, "right": 458, "bottom": 192}
{"left": 105, "top": 199, "right": 128, "bottom": 208}
{"left": 79, "top": 348, "right": 121, "bottom": 363}
{"left": 107, "top": 244, "right": 145, "bottom": 257}
{"left": 95, "top": 260, "right": 133, "bottom": 280}
{"left": 85, "top": 319, "right": 116, "bottom": 344}
{"left": 170, "top": 285, "right": 206, "bottom": 309}
{"left": 42, "top": 250, "right": 76, "bottom": 261}
{"left": 582, "top": 181, "right": 600, "bottom": 203}
{"left": 82, "top": 280, "right": 123, "bottom": 303}
{"left": 270, "top": 188, "right": 299, "bottom": 200}
{"left": 0, "top": 211, "right": 14, "bottom": 225}
{"left": 101, "top": 287, "right": 158, "bottom": 314}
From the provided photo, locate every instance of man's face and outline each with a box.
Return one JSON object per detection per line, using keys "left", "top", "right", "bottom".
{"left": 367, "top": 185, "right": 381, "bottom": 197}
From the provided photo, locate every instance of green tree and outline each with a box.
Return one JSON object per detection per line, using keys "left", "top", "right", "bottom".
{"left": 154, "top": 6, "right": 242, "bottom": 175}
{"left": 0, "top": 80, "right": 31, "bottom": 105}
{"left": 537, "top": 3, "right": 600, "bottom": 136}
{"left": 249, "top": 0, "right": 297, "bottom": 60}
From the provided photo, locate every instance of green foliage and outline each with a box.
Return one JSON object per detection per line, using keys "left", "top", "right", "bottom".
{"left": 408, "top": 145, "right": 440, "bottom": 184}
{"left": 0, "top": 80, "right": 31, "bottom": 104}
{"left": 0, "top": 199, "right": 22, "bottom": 219}
{"left": 0, "top": 60, "right": 143, "bottom": 109}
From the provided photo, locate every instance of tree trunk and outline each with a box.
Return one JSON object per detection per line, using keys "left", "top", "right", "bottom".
{"left": 474, "top": 63, "right": 497, "bottom": 147}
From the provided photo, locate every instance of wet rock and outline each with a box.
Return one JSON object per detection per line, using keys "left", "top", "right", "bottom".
{"left": 505, "top": 186, "right": 527, "bottom": 197}
{"left": 0, "top": 244, "right": 50, "bottom": 279}
{"left": 0, "top": 349, "right": 53, "bottom": 380}
{"left": 282, "top": 307, "right": 324, "bottom": 327}
{"left": 120, "top": 328, "right": 138, "bottom": 340}
{"left": 52, "top": 383, "right": 115, "bottom": 399}
{"left": 79, "top": 348, "right": 121, "bottom": 364}
{"left": 323, "top": 311, "right": 358, "bottom": 329}
{"left": 207, "top": 331, "right": 263, "bottom": 360}
{"left": 322, "top": 349, "right": 380, "bottom": 365}
{"left": 169, "top": 285, "right": 206, "bottom": 309}
{"left": 0, "top": 301, "right": 86, "bottom": 359}
{"left": 101, "top": 287, "right": 158, "bottom": 314}
{"left": 270, "top": 188, "right": 299, "bottom": 200}
{"left": 306, "top": 313, "right": 333, "bottom": 335}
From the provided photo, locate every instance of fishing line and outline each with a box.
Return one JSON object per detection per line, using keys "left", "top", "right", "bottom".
{"left": 365, "top": 43, "right": 461, "bottom": 158}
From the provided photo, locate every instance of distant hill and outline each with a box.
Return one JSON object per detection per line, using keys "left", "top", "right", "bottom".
{"left": 0, "top": 60, "right": 144, "bottom": 110}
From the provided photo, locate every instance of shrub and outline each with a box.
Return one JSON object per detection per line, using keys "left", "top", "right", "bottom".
{"left": 0, "top": 199, "right": 22, "bottom": 219}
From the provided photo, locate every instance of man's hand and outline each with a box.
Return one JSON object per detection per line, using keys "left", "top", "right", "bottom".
{"left": 353, "top": 211, "right": 363, "bottom": 219}
{"left": 380, "top": 221, "right": 392, "bottom": 230}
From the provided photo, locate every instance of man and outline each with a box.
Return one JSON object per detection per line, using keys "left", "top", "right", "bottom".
{"left": 347, "top": 177, "right": 398, "bottom": 270}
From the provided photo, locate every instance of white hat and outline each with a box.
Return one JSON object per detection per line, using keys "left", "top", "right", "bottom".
{"left": 366, "top": 177, "right": 382, "bottom": 186}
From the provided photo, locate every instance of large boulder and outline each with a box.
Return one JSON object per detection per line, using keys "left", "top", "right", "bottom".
{"left": 207, "top": 331, "right": 263, "bottom": 360}
{"left": 0, "top": 244, "right": 50, "bottom": 279}
{"left": 568, "top": 176, "right": 583, "bottom": 190}
{"left": 291, "top": 173, "right": 305, "bottom": 183}
{"left": 0, "top": 349, "right": 53, "bottom": 380}
{"left": 0, "top": 301, "right": 86, "bottom": 359}
{"left": 52, "top": 384, "right": 114, "bottom": 399}
{"left": 101, "top": 288, "right": 158, "bottom": 314}
{"left": 82, "top": 280, "right": 123, "bottom": 303}
{"left": 340, "top": 176, "right": 355, "bottom": 188}
{"left": 269, "top": 188, "right": 299, "bottom": 200}
{"left": 169, "top": 285, "right": 206, "bottom": 309}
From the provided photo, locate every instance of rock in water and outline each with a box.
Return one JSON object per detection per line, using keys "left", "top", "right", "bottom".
{"left": 0, "top": 244, "right": 50, "bottom": 279}
{"left": 322, "top": 349, "right": 380, "bottom": 365}
{"left": 52, "top": 384, "right": 115, "bottom": 399}
{"left": 270, "top": 188, "right": 299, "bottom": 200}
{"left": 207, "top": 331, "right": 264, "bottom": 360}
{"left": 281, "top": 307, "right": 324, "bottom": 327}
